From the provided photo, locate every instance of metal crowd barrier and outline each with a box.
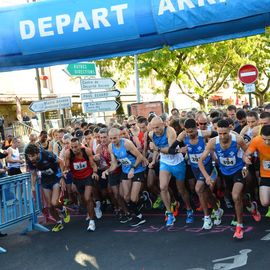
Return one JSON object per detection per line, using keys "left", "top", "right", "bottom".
{"left": 0, "top": 173, "right": 49, "bottom": 253}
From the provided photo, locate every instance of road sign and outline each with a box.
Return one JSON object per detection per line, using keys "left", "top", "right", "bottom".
{"left": 244, "top": 84, "right": 255, "bottom": 94}
{"left": 80, "top": 78, "right": 115, "bottom": 90}
{"left": 81, "top": 90, "right": 120, "bottom": 100}
{"left": 238, "top": 64, "right": 259, "bottom": 84}
{"left": 29, "top": 97, "right": 72, "bottom": 113}
{"left": 67, "top": 62, "right": 96, "bottom": 76}
{"left": 83, "top": 100, "right": 119, "bottom": 113}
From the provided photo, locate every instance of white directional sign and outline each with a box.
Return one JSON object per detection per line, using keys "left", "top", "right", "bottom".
{"left": 81, "top": 90, "right": 120, "bottom": 100}
{"left": 83, "top": 100, "right": 119, "bottom": 113}
{"left": 29, "top": 97, "right": 72, "bottom": 113}
{"left": 80, "top": 78, "right": 116, "bottom": 90}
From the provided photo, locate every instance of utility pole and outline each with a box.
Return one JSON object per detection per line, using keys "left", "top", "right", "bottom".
{"left": 134, "top": 55, "right": 141, "bottom": 103}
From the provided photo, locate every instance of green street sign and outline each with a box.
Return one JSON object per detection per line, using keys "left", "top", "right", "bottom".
{"left": 67, "top": 62, "right": 96, "bottom": 76}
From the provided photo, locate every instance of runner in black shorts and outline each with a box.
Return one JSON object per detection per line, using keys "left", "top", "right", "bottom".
{"left": 25, "top": 144, "right": 70, "bottom": 232}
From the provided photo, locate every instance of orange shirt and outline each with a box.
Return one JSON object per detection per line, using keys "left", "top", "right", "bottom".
{"left": 248, "top": 136, "right": 270, "bottom": 178}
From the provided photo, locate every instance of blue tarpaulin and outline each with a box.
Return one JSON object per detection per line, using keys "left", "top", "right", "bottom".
{"left": 0, "top": 0, "right": 269, "bottom": 71}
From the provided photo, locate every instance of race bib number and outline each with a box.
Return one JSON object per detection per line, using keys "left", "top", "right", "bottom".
{"left": 220, "top": 156, "right": 236, "bottom": 166}
{"left": 73, "top": 161, "right": 87, "bottom": 171}
{"left": 41, "top": 168, "right": 54, "bottom": 175}
{"left": 263, "top": 160, "right": 270, "bottom": 170}
{"left": 118, "top": 158, "right": 132, "bottom": 166}
{"left": 189, "top": 153, "right": 202, "bottom": 164}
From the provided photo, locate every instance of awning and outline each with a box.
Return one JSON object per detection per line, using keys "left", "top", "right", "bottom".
{"left": 0, "top": 0, "right": 269, "bottom": 71}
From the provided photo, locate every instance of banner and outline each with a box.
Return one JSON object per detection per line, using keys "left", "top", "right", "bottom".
{"left": 0, "top": 0, "right": 269, "bottom": 71}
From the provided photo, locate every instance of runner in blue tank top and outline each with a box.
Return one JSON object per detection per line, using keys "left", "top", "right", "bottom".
{"left": 198, "top": 119, "right": 248, "bottom": 240}
{"left": 105, "top": 128, "right": 146, "bottom": 227}
{"left": 169, "top": 118, "right": 223, "bottom": 230}
{"left": 149, "top": 116, "right": 192, "bottom": 227}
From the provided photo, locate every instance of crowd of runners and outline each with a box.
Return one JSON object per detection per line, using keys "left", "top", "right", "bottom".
{"left": 3, "top": 103, "right": 270, "bottom": 240}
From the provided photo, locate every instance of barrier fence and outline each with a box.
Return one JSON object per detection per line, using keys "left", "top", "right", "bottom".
{"left": 0, "top": 173, "right": 48, "bottom": 253}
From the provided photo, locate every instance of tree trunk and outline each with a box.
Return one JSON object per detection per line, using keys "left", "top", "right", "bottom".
{"left": 258, "top": 93, "right": 265, "bottom": 106}
{"left": 198, "top": 96, "right": 207, "bottom": 111}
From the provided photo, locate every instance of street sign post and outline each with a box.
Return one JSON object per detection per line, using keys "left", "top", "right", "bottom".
{"left": 81, "top": 90, "right": 120, "bottom": 100}
{"left": 238, "top": 64, "right": 259, "bottom": 84}
{"left": 80, "top": 78, "right": 116, "bottom": 90}
{"left": 238, "top": 64, "right": 259, "bottom": 108}
{"left": 67, "top": 63, "right": 96, "bottom": 76}
{"left": 29, "top": 97, "right": 72, "bottom": 113}
{"left": 83, "top": 100, "right": 119, "bottom": 113}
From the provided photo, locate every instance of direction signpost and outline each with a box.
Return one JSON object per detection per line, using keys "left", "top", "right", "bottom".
{"left": 238, "top": 64, "right": 259, "bottom": 107}
{"left": 81, "top": 90, "right": 120, "bottom": 100}
{"left": 83, "top": 100, "right": 120, "bottom": 113}
{"left": 67, "top": 63, "right": 96, "bottom": 76}
{"left": 80, "top": 78, "right": 115, "bottom": 90}
{"left": 29, "top": 97, "right": 72, "bottom": 113}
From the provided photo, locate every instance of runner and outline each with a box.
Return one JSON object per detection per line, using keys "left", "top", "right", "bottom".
{"left": 105, "top": 128, "right": 146, "bottom": 227}
{"left": 149, "top": 117, "right": 193, "bottom": 226}
{"left": 25, "top": 144, "right": 70, "bottom": 232}
{"left": 64, "top": 137, "right": 99, "bottom": 231}
{"left": 169, "top": 118, "right": 223, "bottom": 229}
{"left": 198, "top": 119, "right": 247, "bottom": 239}
{"left": 244, "top": 125, "right": 270, "bottom": 210}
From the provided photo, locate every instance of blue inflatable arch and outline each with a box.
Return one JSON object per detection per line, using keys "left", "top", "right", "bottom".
{"left": 0, "top": 0, "right": 269, "bottom": 71}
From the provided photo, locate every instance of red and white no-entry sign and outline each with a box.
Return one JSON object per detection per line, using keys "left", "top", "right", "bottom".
{"left": 238, "top": 64, "right": 259, "bottom": 84}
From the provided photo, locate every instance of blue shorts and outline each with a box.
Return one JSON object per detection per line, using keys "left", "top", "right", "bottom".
{"left": 160, "top": 161, "right": 186, "bottom": 181}
{"left": 191, "top": 161, "right": 212, "bottom": 181}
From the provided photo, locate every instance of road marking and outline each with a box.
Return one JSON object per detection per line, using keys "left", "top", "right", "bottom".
{"left": 261, "top": 229, "right": 270, "bottom": 241}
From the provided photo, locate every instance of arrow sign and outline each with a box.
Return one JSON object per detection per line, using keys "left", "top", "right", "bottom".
{"left": 29, "top": 97, "right": 72, "bottom": 113}
{"left": 81, "top": 90, "right": 120, "bottom": 100}
{"left": 83, "top": 100, "right": 119, "bottom": 113}
{"left": 80, "top": 78, "right": 116, "bottom": 90}
{"left": 67, "top": 62, "right": 96, "bottom": 76}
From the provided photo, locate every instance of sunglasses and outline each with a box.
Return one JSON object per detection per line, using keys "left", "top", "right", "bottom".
{"left": 130, "top": 123, "right": 136, "bottom": 126}
{"left": 199, "top": 122, "right": 207, "bottom": 126}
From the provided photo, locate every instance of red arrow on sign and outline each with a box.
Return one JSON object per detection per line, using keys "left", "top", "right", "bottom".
{"left": 238, "top": 64, "right": 259, "bottom": 84}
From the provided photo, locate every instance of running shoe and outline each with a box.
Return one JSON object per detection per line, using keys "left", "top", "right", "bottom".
{"left": 213, "top": 208, "right": 224, "bottom": 226}
{"left": 119, "top": 214, "right": 133, "bottom": 224}
{"left": 266, "top": 206, "right": 270, "bottom": 218}
{"left": 231, "top": 218, "right": 237, "bottom": 227}
{"left": 153, "top": 196, "right": 162, "bottom": 209}
{"left": 130, "top": 216, "right": 146, "bottom": 227}
{"left": 186, "top": 209, "right": 194, "bottom": 224}
{"left": 94, "top": 201, "right": 103, "bottom": 219}
{"left": 87, "top": 220, "right": 96, "bottom": 232}
{"left": 233, "top": 226, "right": 243, "bottom": 239}
{"left": 62, "top": 206, "right": 70, "bottom": 223}
{"left": 52, "top": 222, "right": 64, "bottom": 232}
{"left": 202, "top": 217, "right": 213, "bottom": 230}
{"left": 142, "top": 191, "right": 153, "bottom": 209}
{"left": 171, "top": 201, "right": 180, "bottom": 217}
{"left": 165, "top": 211, "right": 176, "bottom": 227}
{"left": 247, "top": 201, "right": 261, "bottom": 222}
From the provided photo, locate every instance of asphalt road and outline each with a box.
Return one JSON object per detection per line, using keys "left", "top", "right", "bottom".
{"left": 1, "top": 210, "right": 270, "bottom": 270}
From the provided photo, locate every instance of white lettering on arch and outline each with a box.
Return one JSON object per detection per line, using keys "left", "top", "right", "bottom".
{"left": 92, "top": 8, "right": 111, "bottom": 29}
{"left": 56, "top": 14, "right": 71, "bottom": 34}
{"left": 73, "top": 11, "right": 91, "bottom": 32}
{"left": 177, "top": 0, "right": 195, "bottom": 11}
{"left": 38, "top": 17, "right": 54, "bottom": 37}
{"left": 20, "top": 20, "right": 35, "bottom": 39}
{"left": 158, "top": 0, "right": 176, "bottom": 15}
